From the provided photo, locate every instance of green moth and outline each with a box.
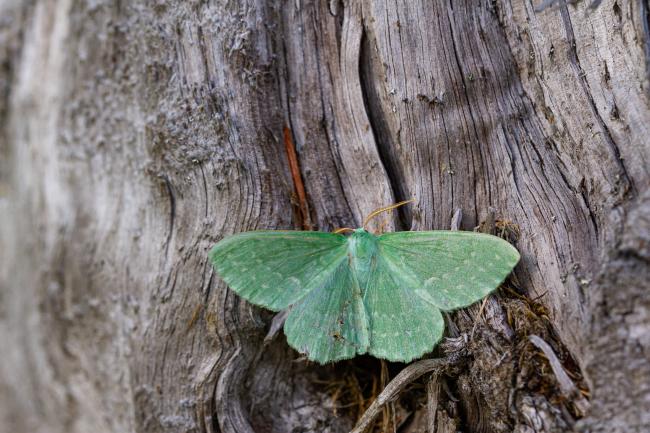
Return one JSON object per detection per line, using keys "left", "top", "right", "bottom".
{"left": 209, "top": 202, "right": 519, "bottom": 364}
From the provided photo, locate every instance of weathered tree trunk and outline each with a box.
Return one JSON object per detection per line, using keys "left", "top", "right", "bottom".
{"left": 1, "top": 0, "right": 648, "bottom": 432}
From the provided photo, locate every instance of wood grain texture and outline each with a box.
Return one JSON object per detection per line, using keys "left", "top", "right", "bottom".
{"left": 0, "top": 0, "right": 648, "bottom": 432}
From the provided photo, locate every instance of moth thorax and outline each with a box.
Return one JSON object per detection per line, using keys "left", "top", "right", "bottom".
{"left": 348, "top": 229, "right": 378, "bottom": 274}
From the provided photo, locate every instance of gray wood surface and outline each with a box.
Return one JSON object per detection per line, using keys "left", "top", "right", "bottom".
{"left": 0, "top": 0, "right": 648, "bottom": 432}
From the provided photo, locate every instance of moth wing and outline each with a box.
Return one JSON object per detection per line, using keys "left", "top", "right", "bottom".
{"left": 284, "top": 260, "right": 370, "bottom": 363}
{"left": 378, "top": 231, "right": 520, "bottom": 311}
{"left": 209, "top": 231, "right": 347, "bottom": 311}
{"left": 363, "top": 255, "right": 444, "bottom": 362}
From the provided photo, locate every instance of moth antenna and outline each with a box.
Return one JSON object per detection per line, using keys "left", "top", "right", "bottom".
{"left": 362, "top": 198, "right": 416, "bottom": 229}
{"left": 333, "top": 227, "right": 355, "bottom": 234}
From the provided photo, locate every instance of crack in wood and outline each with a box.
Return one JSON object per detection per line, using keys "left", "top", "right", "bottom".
{"left": 358, "top": 28, "right": 411, "bottom": 231}
{"left": 334, "top": 0, "right": 395, "bottom": 230}
{"left": 162, "top": 174, "right": 176, "bottom": 259}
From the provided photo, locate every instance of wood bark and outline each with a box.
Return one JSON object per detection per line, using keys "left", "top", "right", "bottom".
{"left": 0, "top": 0, "right": 648, "bottom": 432}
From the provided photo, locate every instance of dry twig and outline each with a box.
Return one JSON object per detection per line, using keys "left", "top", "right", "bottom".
{"left": 349, "top": 358, "right": 450, "bottom": 433}
{"left": 529, "top": 335, "right": 590, "bottom": 415}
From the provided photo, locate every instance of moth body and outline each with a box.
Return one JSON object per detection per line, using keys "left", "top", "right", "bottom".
{"left": 347, "top": 229, "right": 378, "bottom": 288}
